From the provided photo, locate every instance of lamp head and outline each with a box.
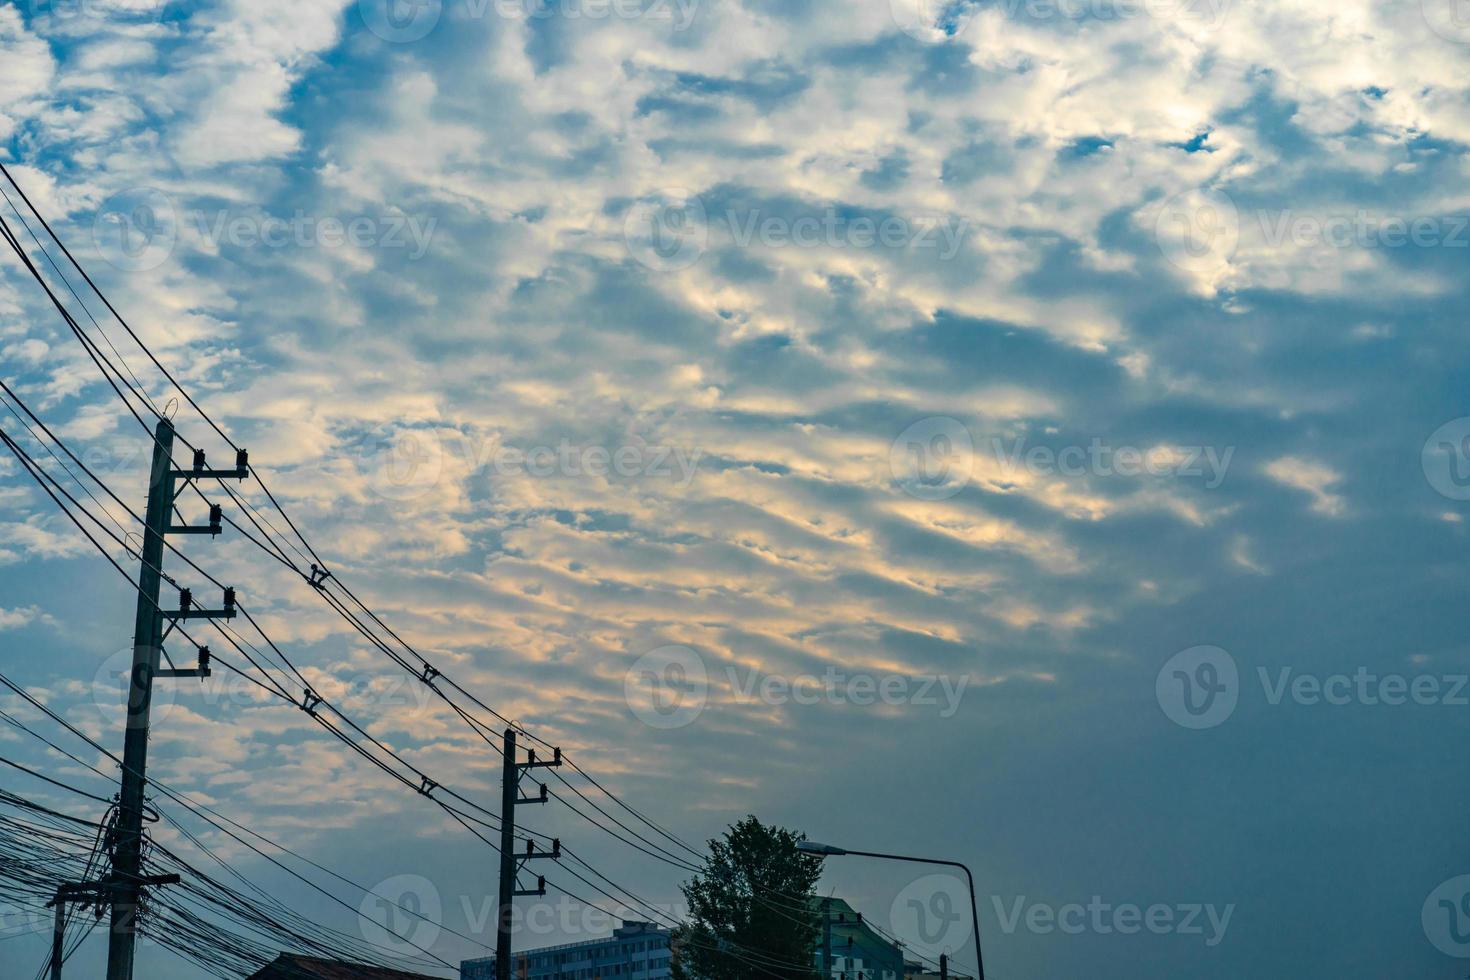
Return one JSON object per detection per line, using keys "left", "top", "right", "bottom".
{"left": 797, "top": 841, "right": 848, "bottom": 856}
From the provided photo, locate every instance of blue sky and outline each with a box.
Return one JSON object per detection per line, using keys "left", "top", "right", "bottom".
{"left": 1, "top": 0, "right": 1468, "bottom": 977}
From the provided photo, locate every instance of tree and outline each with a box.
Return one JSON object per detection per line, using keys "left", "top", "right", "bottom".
{"left": 672, "top": 816, "right": 823, "bottom": 980}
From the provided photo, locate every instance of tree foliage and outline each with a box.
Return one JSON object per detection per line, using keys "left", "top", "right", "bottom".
{"left": 671, "top": 816, "right": 823, "bottom": 980}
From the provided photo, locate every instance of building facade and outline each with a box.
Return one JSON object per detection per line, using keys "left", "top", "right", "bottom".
{"left": 814, "top": 897, "right": 905, "bottom": 980}
{"left": 462, "top": 902, "right": 905, "bottom": 980}
{"left": 462, "top": 920, "right": 673, "bottom": 980}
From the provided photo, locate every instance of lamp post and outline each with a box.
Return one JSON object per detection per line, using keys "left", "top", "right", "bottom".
{"left": 797, "top": 841, "right": 985, "bottom": 980}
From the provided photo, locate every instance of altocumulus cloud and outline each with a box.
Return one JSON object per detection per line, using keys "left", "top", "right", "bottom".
{"left": 0, "top": 0, "right": 1467, "bottom": 978}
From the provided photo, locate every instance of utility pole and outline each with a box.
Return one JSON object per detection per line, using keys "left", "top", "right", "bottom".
{"left": 106, "top": 418, "right": 243, "bottom": 980}
{"left": 495, "top": 728, "right": 561, "bottom": 980}
{"left": 939, "top": 953, "right": 948, "bottom": 980}
{"left": 51, "top": 874, "right": 178, "bottom": 980}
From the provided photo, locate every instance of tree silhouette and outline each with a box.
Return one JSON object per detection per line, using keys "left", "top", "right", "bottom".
{"left": 671, "top": 816, "right": 823, "bottom": 980}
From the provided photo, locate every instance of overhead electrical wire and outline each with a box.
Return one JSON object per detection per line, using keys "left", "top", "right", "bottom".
{"left": 0, "top": 162, "right": 966, "bottom": 980}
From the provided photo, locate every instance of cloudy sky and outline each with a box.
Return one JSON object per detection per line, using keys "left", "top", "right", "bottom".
{"left": 1, "top": 0, "right": 1468, "bottom": 976}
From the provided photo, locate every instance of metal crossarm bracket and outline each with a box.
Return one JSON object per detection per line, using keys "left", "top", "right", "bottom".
{"left": 157, "top": 646, "right": 211, "bottom": 680}
{"left": 418, "top": 777, "right": 438, "bottom": 798}
{"left": 516, "top": 746, "right": 562, "bottom": 772}
{"left": 420, "top": 664, "right": 441, "bottom": 684}
{"left": 168, "top": 504, "right": 223, "bottom": 537}
{"left": 517, "top": 782, "right": 549, "bottom": 805}
{"left": 170, "top": 587, "right": 236, "bottom": 621}
{"left": 520, "top": 838, "right": 560, "bottom": 861}
{"left": 49, "top": 874, "right": 179, "bottom": 908}
{"left": 309, "top": 564, "right": 332, "bottom": 589}
{"left": 513, "top": 876, "right": 547, "bottom": 898}
{"left": 171, "top": 448, "right": 248, "bottom": 482}
{"left": 302, "top": 689, "right": 324, "bottom": 715}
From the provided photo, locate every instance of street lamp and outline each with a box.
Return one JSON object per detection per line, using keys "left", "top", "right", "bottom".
{"left": 797, "top": 841, "right": 985, "bottom": 980}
